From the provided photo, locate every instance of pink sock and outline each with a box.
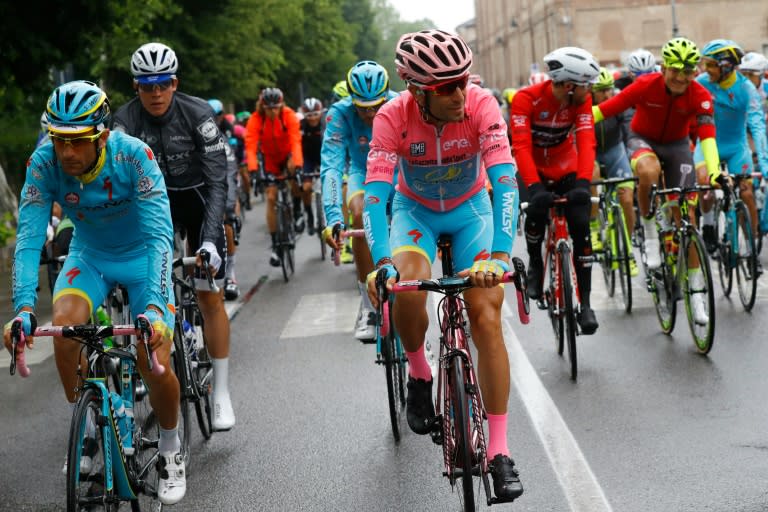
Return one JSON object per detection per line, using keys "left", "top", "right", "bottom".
{"left": 487, "top": 413, "right": 510, "bottom": 459}
{"left": 406, "top": 344, "right": 432, "bottom": 381}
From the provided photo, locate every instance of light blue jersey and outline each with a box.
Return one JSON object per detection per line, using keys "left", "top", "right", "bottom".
{"left": 14, "top": 131, "right": 174, "bottom": 320}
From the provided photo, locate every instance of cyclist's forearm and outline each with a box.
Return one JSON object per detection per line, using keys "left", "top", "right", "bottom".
{"left": 321, "top": 167, "right": 344, "bottom": 226}
{"left": 487, "top": 163, "right": 518, "bottom": 255}
{"left": 363, "top": 180, "right": 393, "bottom": 264}
{"left": 700, "top": 137, "right": 721, "bottom": 178}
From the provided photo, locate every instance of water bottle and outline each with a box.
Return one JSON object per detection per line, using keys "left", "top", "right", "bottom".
{"left": 110, "top": 392, "right": 134, "bottom": 455}
{"left": 182, "top": 320, "right": 196, "bottom": 356}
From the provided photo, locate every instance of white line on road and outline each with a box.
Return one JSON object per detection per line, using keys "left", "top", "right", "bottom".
{"left": 502, "top": 301, "right": 614, "bottom": 512}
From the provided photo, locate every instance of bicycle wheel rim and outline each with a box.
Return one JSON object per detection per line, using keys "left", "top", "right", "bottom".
{"left": 546, "top": 250, "right": 564, "bottom": 355}
{"left": 734, "top": 203, "right": 757, "bottom": 311}
{"left": 682, "top": 230, "right": 715, "bottom": 354}
{"left": 650, "top": 241, "right": 676, "bottom": 334}
{"left": 383, "top": 329, "right": 402, "bottom": 442}
{"left": 450, "top": 359, "right": 476, "bottom": 512}
{"left": 716, "top": 205, "right": 733, "bottom": 295}
{"left": 615, "top": 206, "right": 633, "bottom": 313}
{"left": 560, "top": 246, "right": 578, "bottom": 381}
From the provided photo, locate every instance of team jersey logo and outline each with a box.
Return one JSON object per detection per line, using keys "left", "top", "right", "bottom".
{"left": 198, "top": 118, "right": 219, "bottom": 142}
{"left": 144, "top": 147, "right": 154, "bottom": 160}
{"left": 66, "top": 267, "right": 81, "bottom": 285}
{"left": 701, "top": 101, "right": 711, "bottom": 110}
{"left": 138, "top": 176, "right": 154, "bottom": 193}
{"left": 366, "top": 195, "right": 380, "bottom": 205}
{"left": 408, "top": 228, "right": 423, "bottom": 244}
{"left": 497, "top": 175, "right": 516, "bottom": 185}
{"left": 474, "top": 249, "right": 490, "bottom": 261}
{"left": 410, "top": 142, "right": 426, "bottom": 157}
{"left": 65, "top": 192, "right": 79, "bottom": 205}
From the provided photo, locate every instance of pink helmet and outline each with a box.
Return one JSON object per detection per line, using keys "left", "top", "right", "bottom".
{"left": 233, "top": 124, "right": 246, "bottom": 139}
{"left": 529, "top": 72, "right": 549, "bottom": 85}
{"left": 395, "top": 29, "right": 473, "bottom": 87}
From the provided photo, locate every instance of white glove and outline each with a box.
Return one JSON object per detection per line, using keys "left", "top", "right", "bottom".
{"left": 197, "top": 241, "right": 222, "bottom": 272}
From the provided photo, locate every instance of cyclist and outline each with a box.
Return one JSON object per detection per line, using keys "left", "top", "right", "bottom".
{"left": 3, "top": 81, "right": 185, "bottom": 504}
{"left": 695, "top": 40, "right": 768, "bottom": 273}
{"left": 511, "top": 46, "right": 601, "bottom": 335}
{"left": 112, "top": 42, "right": 236, "bottom": 431}
{"left": 592, "top": 37, "right": 723, "bottom": 325}
{"left": 364, "top": 29, "right": 523, "bottom": 501}
{"left": 528, "top": 71, "right": 549, "bottom": 86}
{"left": 329, "top": 80, "right": 355, "bottom": 264}
{"left": 209, "top": 99, "right": 243, "bottom": 300}
{"left": 244, "top": 87, "right": 305, "bottom": 265}
{"left": 615, "top": 48, "right": 658, "bottom": 90}
{"left": 590, "top": 67, "right": 639, "bottom": 276}
{"left": 739, "top": 52, "right": 768, "bottom": 102}
{"left": 299, "top": 97, "right": 325, "bottom": 235}
{"left": 321, "top": 61, "right": 398, "bottom": 342}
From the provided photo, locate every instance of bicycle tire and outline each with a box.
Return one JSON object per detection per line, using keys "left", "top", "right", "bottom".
{"left": 559, "top": 245, "right": 578, "bottom": 381}
{"left": 315, "top": 191, "right": 327, "bottom": 261}
{"left": 734, "top": 202, "right": 757, "bottom": 311}
{"left": 614, "top": 205, "right": 633, "bottom": 313}
{"left": 191, "top": 310, "right": 213, "bottom": 440}
{"left": 599, "top": 206, "right": 615, "bottom": 297}
{"left": 450, "top": 358, "right": 476, "bottom": 512}
{"left": 277, "top": 203, "right": 291, "bottom": 282}
{"left": 715, "top": 201, "right": 733, "bottom": 296}
{"left": 382, "top": 304, "right": 404, "bottom": 442}
{"left": 67, "top": 387, "right": 113, "bottom": 512}
{"left": 171, "top": 325, "right": 192, "bottom": 470}
{"left": 650, "top": 236, "right": 677, "bottom": 334}
{"left": 681, "top": 229, "right": 715, "bottom": 354}
{"left": 130, "top": 388, "right": 162, "bottom": 511}
{"left": 545, "top": 248, "right": 564, "bottom": 355}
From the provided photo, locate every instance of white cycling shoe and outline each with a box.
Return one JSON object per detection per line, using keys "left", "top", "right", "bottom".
{"left": 61, "top": 437, "right": 98, "bottom": 475}
{"left": 212, "top": 392, "right": 236, "bottom": 431}
{"left": 157, "top": 452, "right": 186, "bottom": 505}
{"left": 354, "top": 309, "right": 376, "bottom": 342}
{"left": 644, "top": 238, "right": 661, "bottom": 269}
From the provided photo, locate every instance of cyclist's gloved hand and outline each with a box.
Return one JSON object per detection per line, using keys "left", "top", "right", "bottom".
{"left": 322, "top": 222, "right": 344, "bottom": 249}
{"left": 3, "top": 311, "right": 37, "bottom": 353}
{"left": 564, "top": 179, "right": 592, "bottom": 206}
{"left": 197, "top": 241, "right": 222, "bottom": 272}
{"left": 469, "top": 258, "right": 509, "bottom": 277}
{"left": 140, "top": 308, "right": 171, "bottom": 350}
{"left": 527, "top": 182, "right": 553, "bottom": 214}
{"left": 366, "top": 263, "right": 398, "bottom": 309}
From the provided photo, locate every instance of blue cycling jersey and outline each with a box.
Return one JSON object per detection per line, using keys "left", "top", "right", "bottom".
{"left": 320, "top": 92, "right": 398, "bottom": 226}
{"left": 696, "top": 72, "right": 768, "bottom": 175}
{"left": 14, "top": 131, "right": 175, "bottom": 316}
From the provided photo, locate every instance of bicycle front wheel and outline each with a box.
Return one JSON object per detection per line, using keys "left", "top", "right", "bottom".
{"left": 67, "top": 387, "right": 113, "bottom": 512}
{"left": 559, "top": 245, "right": 578, "bottom": 381}
{"left": 715, "top": 202, "right": 733, "bottom": 296}
{"left": 650, "top": 240, "right": 677, "bottom": 334}
{"left": 681, "top": 229, "right": 715, "bottom": 354}
{"left": 734, "top": 202, "right": 757, "bottom": 311}
{"left": 382, "top": 306, "right": 406, "bottom": 442}
{"left": 191, "top": 314, "right": 213, "bottom": 440}
{"left": 277, "top": 204, "right": 292, "bottom": 282}
{"left": 449, "top": 358, "right": 476, "bottom": 512}
{"left": 599, "top": 207, "right": 615, "bottom": 297}
{"left": 315, "top": 191, "right": 327, "bottom": 261}
{"left": 171, "top": 325, "right": 192, "bottom": 470}
{"left": 545, "top": 248, "right": 564, "bottom": 355}
{"left": 614, "top": 205, "right": 633, "bottom": 313}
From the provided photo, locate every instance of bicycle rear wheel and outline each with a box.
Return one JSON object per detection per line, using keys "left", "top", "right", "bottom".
{"left": 67, "top": 388, "right": 114, "bottom": 512}
{"left": 191, "top": 312, "right": 213, "bottom": 440}
{"left": 382, "top": 305, "right": 406, "bottom": 442}
{"left": 614, "top": 205, "right": 633, "bottom": 313}
{"left": 599, "top": 207, "right": 615, "bottom": 297}
{"left": 315, "top": 191, "right": 327, "bottom": 261}
{"left": 650, "top": 240, "right": 677, "bottom": 334}
{"left": 171, "top": 324, "right": 192, "bottom": 470}
{"left": 734, "top": 202, "right": 757, "bottom": 311}
{"left": 682, "top": 229, "right": 715, "bottom": 354}
{"left": 715, "top": 202, "right": 733, "bottom": 296}
{"left": 130, "top": 388, "right": 162, "bottom": 511}
{"left": 449, "top": 358, "right": 476, "bottom": 512}
{"left": 545, "top": 249, "right": 564, "bottom": 355}
{"left": 559, "top": 245, "right": 578, "bottom": 381}
{"left": 277, "top": 203, "right": 292, "bottom": 282}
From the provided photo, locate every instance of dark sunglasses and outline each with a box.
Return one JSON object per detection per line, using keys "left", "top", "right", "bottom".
{"left": 422, "top": 75, "right": 469, "bottom": 96}
{"left": 137, "top": 80, "right": 173, "bottom": 93}
{"left": 49, "top": 131, "right": 103, "bottom": 148}
{"left": 353, "top": 101, "right": 385, "bottom": 114}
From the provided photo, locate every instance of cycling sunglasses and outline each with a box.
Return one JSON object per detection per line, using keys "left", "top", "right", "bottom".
{"left": 137, "top": 79, "right": 174, "bottom": 93}
{"left": 421, "top": 75, "right": 469, "bottom": 96}
{"left": 49, "top": 131, "right": 103, "bottom": 148}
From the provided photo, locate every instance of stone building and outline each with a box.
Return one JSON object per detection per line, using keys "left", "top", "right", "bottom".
{"left": 467, "top": 0, "right": 768, "bottom": 89}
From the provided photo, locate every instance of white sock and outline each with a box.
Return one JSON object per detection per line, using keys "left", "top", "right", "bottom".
{"left": 701, "top": 209, "right": 715, "bottom": 226}
{"left": 212, "top": 357, "right": 229, "bottom": 397}
{"left": 642, "top": 216, "right": 657, "bottom": 239}
{"left": 688, "top": 268, "right": 703, "bottom": 289}
{"left": 159, "top": 426, "right": 180, "bottom": 455}
{"left": 226, "top": 254, "right": 236, "bottom": 280}
{"left": 358, "top": 281, "right": 374, "bottom": 313}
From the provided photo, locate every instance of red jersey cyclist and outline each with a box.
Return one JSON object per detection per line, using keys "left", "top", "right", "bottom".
{"left": 510, "top": 46, "right": 601, "bottom": 334}
{"left": 592, "top": 37, "right": 723, "bottom": 325}
{"left": 364, "top": 29, "right": 523, "bottom": 502}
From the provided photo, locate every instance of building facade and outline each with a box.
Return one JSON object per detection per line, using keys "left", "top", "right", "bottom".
{"left": 470, "top": 0, "right": 768, "bottom": 89}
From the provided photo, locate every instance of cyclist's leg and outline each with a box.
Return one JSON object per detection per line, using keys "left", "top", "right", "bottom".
{"left": 300, "top": 162, "right": 316, "bottom": 232}
{"left": 52, "top": 249, "right": 109, "bottom": 403}
{"left": 224, "top": 162, "right": 240, "bottom": 299}
{"left": 693, "top": 142, "right": 718, "bottom": 252}
{"left": 263, "top": 174, "right": 280, "bottom": 262}
{"left": 629, "top": 133, "right": 663, "bottom": 267}
{"left": 523, "top": 195, "right": 547, "bottom": 299}
{"left": 589, "top": 161, "right": 602, "bottom": 250}
{"left": 348, "top": 173, "right": 377, "bottom": 339}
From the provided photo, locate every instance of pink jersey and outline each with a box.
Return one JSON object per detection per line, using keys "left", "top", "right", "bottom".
{"left": 365, "top": 85, "right": 513, "bottom": 212}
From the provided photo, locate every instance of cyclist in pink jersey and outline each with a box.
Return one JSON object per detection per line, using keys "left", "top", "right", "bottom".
{"left": 364, "top": 29, "right": 523, "bottom": 502}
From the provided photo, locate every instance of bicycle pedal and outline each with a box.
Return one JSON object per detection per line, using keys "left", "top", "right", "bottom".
{"left": 536, "top": 299, "right": 548, "bottom": 311}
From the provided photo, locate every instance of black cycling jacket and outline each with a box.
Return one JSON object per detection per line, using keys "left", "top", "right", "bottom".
{"left": 112, "top": 92, "right": 228, "bottom": 244}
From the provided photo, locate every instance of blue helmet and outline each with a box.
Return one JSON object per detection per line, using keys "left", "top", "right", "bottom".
{"left": 346, "top": 61, "right": 389, "bottom": 107}
{"left": 702, "top": 39, "right": 744, "bottom": 78}
{"left": 208, "top": 98, "right": 224, "bottom": 115}
{"left": 46, "top": 80, "right": 111, "bottom": 134}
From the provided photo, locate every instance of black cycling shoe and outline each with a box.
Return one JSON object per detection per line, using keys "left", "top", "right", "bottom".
{"left": 756, "top": 259, "right": 764, "bottom": 277}
{"left": 406, "top": 377, "right": 435, "bottom": 435}
{"left": 488, "top": 454, "right": 524, "bottom": 502}
{"left": 224, "top": 278, "right": 240, "bottom": 301}
{"left": 577, "top": 306, "right": 598, "bottom": 335}
{"left": 702, "top": 224, "right": 718, "bottom": 255}
{"left": 526, "top": 259, "right": 543, "bottom": 300}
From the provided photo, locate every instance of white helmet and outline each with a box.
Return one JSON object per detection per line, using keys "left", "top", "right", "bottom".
{"left": 627, "top": 49, "right": 656, "bottom": 75}
{"left": 131, "top": 42, "right": 178, "bottom": 77}
{"left": 739, "top": 52, "right": 768, "bottom": 73}
{"left": 543, "top": 47, "right": 600, "bottom": 85}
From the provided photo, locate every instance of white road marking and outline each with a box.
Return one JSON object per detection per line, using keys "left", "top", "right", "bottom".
{"left": 502, "top": 301, "right": 614, "bottom": 512}
{"left": 280, "top": 290, "right": 360, "bottom": 339}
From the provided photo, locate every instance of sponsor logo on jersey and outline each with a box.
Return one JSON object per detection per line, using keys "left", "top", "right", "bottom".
{"left": 501, "top": 191, "right": 517, "bottom": 238}
{"left": 443, "top": 138, "right": 470, "bottom": 151}
{"left": 65, "top": 192, "right": 79, "bottom": 205}
{"left": 66, "top": 267, "right": 81, "bottom": 285}
{"left": 410, "top": 142, "right": 426, "bottom": 157}
{"left": 498, "top": 175, "right": 516, "bottom": 185}
{"left": 701, "top": 100, "right": 711, "bottom": 110}
{"left": 138, "top": 176, "right": 154, "bottom": 193}
{"left": 198, "top": 118, "right": 219, "bottom": 142}
{"left": 366, "top": 195, "right": 380, "bottom": 204}
{"left": 474, "top": 249, "right": 490, "bottom": 261}
{"left": 408, "top": 229, "right": 423, "bottom": 244}
{"left": 144, "top": 147, "right": 155, "bottom": 160}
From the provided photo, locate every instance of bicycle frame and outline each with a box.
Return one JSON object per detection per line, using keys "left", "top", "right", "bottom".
{"left": 543, "top": 200, "right": 582, "bottom": 318}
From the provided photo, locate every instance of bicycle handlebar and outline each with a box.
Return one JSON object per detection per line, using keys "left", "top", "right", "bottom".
{"left": 9, "top": 322, "right": 163, "bottom": 378}
{"left": 332, "top": 225, "right": 365, "bottom": 266}
{"left": 591, "top": 176, "right": 639, "bottom": 187}
{"left": 196, "top": 249, "right": 220, "bottom": 294}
